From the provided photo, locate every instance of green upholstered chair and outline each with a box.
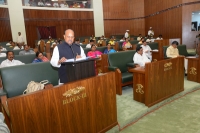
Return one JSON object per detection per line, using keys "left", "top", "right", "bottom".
{"left": 81, "top": 44, "right": 87, "bottom": 48}
{"left": 0, "top": 62, "right": 58, "bottom": 98}
{"left": 177, "top": 45, "right": 195, "bottom": 56}
{"left": 148, "top": 42, "right": 158, "bottom": 50}
{"left": 108, "top": 50, "right": 137, "bottom": 95}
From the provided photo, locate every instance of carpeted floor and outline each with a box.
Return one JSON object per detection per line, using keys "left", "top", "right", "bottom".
{"left": 120, "top": 89, "right": 200, "bottom": 133}
{"left": 106, "top": 78, "right": 200, "bottom": 133}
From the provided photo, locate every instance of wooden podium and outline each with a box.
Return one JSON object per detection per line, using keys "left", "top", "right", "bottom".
{"left": 62, "top": 58, "right": 96, "bottom": 83}
{"left": 6, "top": 72, "right": 117, "bottom": 133}
{"left": 187, "top": 57, "right": 200, "bottom": 83}
{"left": 129, "top": 57, "right": 184, "bottom": 107}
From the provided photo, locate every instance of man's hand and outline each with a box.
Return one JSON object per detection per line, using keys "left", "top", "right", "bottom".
{"left": 76, "top": 54, "right": 82, "bottom": 59}
{"left": 58, "top": 57, "right": 67, "bottom": 65}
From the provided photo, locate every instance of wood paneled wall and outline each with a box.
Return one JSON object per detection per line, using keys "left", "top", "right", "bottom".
{"left": 103, "top": 0, "right": 145, "bottom": 37}
{"left": 182, "top": 0, "right": 200, "bottom": 48}
{"left": 144, "top": 0, "right": 183, "bottom": 40}
{"left": 24, "top": 9, "right": 94, "bottom": 48}
{"left": 0, "top": 8, "right": 12, "bottom": 42}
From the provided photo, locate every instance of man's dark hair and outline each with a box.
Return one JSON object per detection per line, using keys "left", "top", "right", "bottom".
{"left": 172, "top": 41, "right": 179, "bottom": 46}
{"left": 6, "top": 51, "right": 14, "bottom": 57}
{"left": 90, "top": 40, "right": 94, "bottom": 43}
{"left": 136, "top": 46, "right": 142, "bottom": 52}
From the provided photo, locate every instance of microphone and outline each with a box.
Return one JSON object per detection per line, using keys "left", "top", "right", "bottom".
{"left": 69, "top": 44, "right": 76, "bottom": 62}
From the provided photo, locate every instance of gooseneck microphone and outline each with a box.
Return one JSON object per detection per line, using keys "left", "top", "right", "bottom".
{"left": 69, "top": 44, "right": 76, "bottom": 62}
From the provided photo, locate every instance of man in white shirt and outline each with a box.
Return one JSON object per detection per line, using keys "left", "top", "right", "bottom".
{"left": 148, "top": 27, "right": 154, "bottom": 38}
{"left": 156, "top": 34, "right": 163, "bottom": 40}
{"left": 16, "top": 32, "right": 24, "bottom": 45}
{"left": 50, "top": 29, "right": 86, "bottom": 84}
{"left": 0, "top": 48, "right": 6, "bottom": 57}
{"left": 19, "top": 45, "right": 35, "bottom": 55}
{"left": 124, "top": 30, "right": 130, "bottom": 39}
{"left": 6, "top": 40, "right": 12, "bottom": 46}
{"left": 1, "top": 51, "right": 24, "bottom": 68}
{"left": 86, "top": 40, "right": 95, "bottom": 48}
{"left": 137, "top": 34, "right": 142, "bottom": 41}
{"left": 133, "top": 46, "right": 151, "bottom": 67}
{"left": 38, "top": 0, "right": 44, "bottom": 6}
{"left": 141, "top": 41, "right": 152, "bottom": 61}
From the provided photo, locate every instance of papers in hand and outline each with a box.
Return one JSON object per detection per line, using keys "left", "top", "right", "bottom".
{"left": 65, "top": 57, "right": 86, "bottom": 62}
{"left": 152, "top": 49, "right": 158, "bottom": 52}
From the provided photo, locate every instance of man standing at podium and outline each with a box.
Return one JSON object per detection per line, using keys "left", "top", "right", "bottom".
{"left": 50, "top": 29, "right": 86, "bottom": 84}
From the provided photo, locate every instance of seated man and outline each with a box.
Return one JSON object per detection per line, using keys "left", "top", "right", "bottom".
{"left": 137, "top": 34, "right": 142, "bottom": 41}
{"left": 38, "top": 0, "right": 44, "bottom": 6}
{"left": 166, "top": 41, "right": 179, "bottom": 58}
{"left": 1, "top": 51, "right": 24, "bottom": 68}
{"left": 156, "top": 34, "right": 163, "bottom": 40}
{"left": 19, "top": 45, "right": 35, "bottom": 55}
{"left": 0, "top": 48, "right": 6, "bottom": 57}
{"left": 166, "top": 41, "right": 188, "bottom": 75}
{"left": 86, "top": 40, "right": 95, "bottom": 48}
{"left": 6, "top": 40, "right": 12, "bottom": 46}
{"left": 133, "top": 46, "right": 151, "bottom": 67}
{"left": 141, "top": 41, "right": 152, "bottom": 61}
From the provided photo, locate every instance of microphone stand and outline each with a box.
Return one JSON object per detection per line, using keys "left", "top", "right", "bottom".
{"left": 69, "top": 44, "right": 76, "bottom": 66}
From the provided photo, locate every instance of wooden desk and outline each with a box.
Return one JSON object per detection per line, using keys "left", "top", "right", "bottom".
{"left": 187, "top": 57, "right": 200, "bottom": 83}
{"left": 6, "top": 72, "right": 117, "bottom": 133}
{"left": 129, "top": 57, "right": 184, "bottom": 107}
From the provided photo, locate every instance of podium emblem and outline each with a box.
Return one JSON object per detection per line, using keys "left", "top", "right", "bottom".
{"left": 164, "top": 62, "right": 172, "bottom": 71}
{"left": 189, "top": 67, "right": 197, "bottom": 75}
{"left": 63, "top": 86, "right": 85, "bottom": 98}
{"left": 136, "top": 84, "right": 144, "bottom": 94}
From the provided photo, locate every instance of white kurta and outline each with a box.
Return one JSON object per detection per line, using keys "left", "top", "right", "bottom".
{"left": 141, "top": 45, "right": 152, "bottom": 61}
{"left": 148, "top": 30, "right": 154, "bottom": 37}
{"left": 50, "top": 46, "right": 86, "bottom": 68}
{"left": 1, "top": 59, "right": 24, "bottom": 68}
{"left": 124, "top": 32, "right": 129, "bottom": 38}
{"left": 16, "top": 35, "right": 24, "bottom": 43}
{"left": 133, "top": 52, "right": 151, "bottom": 67}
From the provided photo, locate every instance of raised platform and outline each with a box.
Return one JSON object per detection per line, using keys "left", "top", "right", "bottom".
{"left": 106, "top": 78, "right": 200, "bottom": 133}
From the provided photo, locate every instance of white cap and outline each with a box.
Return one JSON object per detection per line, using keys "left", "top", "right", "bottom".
{"left": 126, "top": 30, "right": 129, "bottom": 31}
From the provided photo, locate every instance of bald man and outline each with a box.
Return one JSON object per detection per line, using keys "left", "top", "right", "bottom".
{"left": 50, "top": 29, "right": 86, "bottom": 84}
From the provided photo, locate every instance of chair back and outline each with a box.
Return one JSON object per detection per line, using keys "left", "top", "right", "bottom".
{"left": 108, "top": 50, "right": 136, "bottom": 73}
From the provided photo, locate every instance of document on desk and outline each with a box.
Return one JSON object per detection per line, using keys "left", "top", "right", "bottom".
{"left": 65, "top": 57, "right": 86, "bottom": 62}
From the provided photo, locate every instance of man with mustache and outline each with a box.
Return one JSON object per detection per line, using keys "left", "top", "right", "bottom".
{"left": 1, "top": 51, "right": 24, "bottom": 68}
{"left": 50, "top": 29, "right": 86, "bottom": 84}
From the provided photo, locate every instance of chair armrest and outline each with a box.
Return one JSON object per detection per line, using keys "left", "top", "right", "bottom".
{"left": 108, "top": 66, "right": 118, "bottom": 71}
{"left": 0, "top": 90, "right": 7, "bottom": 96}
{"left": 126, "top": 63, "right": 138, "bottom": 68}
{"left": 187, "top": 53, "right": 196, "bottom": 56}
{"left": 164, "top": 57, "right": 172, "bottom": 59}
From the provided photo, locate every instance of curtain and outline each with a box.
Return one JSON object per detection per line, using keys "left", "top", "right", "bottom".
{"left": 37, "top": 26, "right": 50, "bottom": 39}
{"left": 48, "top": 26, "right": 57, "bottom": 39}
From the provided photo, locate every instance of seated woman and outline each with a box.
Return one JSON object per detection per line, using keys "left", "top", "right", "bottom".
{"left": 122, "top": 38, "right": 132, "bottom": 50}
{"left": 104, "top": 43, "right": 116, "bottom": 54}
{"left": 32, "top": 51, "right": 49, "bottom": 63}
{"left": 108, "top": 38, "right": 115, "bottom": 46}
{"left": 97, "top": 37, "right": 103, "bottom": 46}
{"left": 87, "top": 44, "right": 102, "bottom": 58}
